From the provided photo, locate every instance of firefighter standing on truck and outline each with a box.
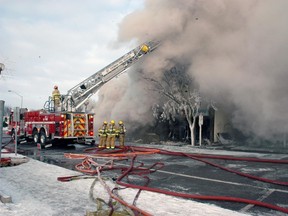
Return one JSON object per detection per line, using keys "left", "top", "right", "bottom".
{"left": 52, "top": 85, "right": 61, "bottom": 108}
{"left": 98, "top": 121, "right": 108, "bottom": 148}
{"left": 117, "top": 120, "right": 126, "bottom": 148}
{"left": 106, "top": 120, "right": 116, "bottom": 149}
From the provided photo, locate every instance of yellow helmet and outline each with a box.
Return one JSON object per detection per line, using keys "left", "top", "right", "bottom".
{"left": 141, "top": 44, "right": 149, "bottom": 53}
{"left": 119, "top": 120, "right": 123, "bottom": 125}
{"left": 103, "top": 121, "right": 108, "bottom": 125}
{"left": 110, "top": 120, "right": 115, "bottom": 125}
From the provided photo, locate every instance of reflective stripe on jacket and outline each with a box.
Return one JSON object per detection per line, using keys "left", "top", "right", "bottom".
{"left": 107, "top": 125, "right": 116, "bottom": 135}
{"left": 98, "top": 126, "right": 107, "bottom": 136}
{"left": 118, "top": 125, "right": 126, "bottom": 134}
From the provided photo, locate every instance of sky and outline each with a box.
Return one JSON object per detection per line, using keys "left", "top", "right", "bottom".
{"left": 0, "top": 148, "right": 253, "bottom": 216}
{"left": 2, "top": 0, "right": 288, "bottom": 140}
{"left": 0, "top": 0, "right": 144, "bottom": 109}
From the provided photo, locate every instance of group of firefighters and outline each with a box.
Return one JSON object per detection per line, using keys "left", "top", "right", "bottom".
{"left": 98, "top": 120, "right": 127, "bottom": 149}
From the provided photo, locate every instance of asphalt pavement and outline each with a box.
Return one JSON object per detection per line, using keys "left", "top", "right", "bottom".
{"left": 2, "top": 135, "right": 288, "bottom": 216}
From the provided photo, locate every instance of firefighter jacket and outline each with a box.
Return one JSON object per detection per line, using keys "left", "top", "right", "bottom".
{"left": 117, "top": 125, "right": 126, "bottom": 135}
{"left": 107, "top": 124, "right": 116, "bottom": 136}
{"left": 52, "top": 89, "right": 61, "bottom": 101}
{"left": 98, "top": 125, "right": 107, "bottom": 137}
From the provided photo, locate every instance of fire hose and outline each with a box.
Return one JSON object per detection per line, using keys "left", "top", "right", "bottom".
{"left": 59, "top": 145, "right": 288, "bottom": 214}
{"left": 0, "top": 157, "right": 11, "bottom": 166}
{"left": 1, "top": 138, "right": 14, "bottom": 166}
{"left": 94, "top": 165, "right": 153, "bottom": 216}
{"left": 116, "top": 154, "right": 288, "bottom": 214}
{"left": 1, "top": 138, "right": 14, "bottom": 151}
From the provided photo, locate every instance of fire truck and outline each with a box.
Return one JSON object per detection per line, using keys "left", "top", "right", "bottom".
{"left": 8, "top": 41, "right": 159, "bottom": 147}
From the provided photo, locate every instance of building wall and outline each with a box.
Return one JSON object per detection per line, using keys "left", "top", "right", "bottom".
{"left": 213, "top": 109, "right": 233, "bottom": 142}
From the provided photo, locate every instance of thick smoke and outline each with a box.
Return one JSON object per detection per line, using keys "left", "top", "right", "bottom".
{"left": 95, "top": 0, "right": 288, "bottom": 139}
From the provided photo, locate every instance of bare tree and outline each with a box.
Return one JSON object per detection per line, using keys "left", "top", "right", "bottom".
{"left": 146, "top": 67, "right": 202, "bottom": 146}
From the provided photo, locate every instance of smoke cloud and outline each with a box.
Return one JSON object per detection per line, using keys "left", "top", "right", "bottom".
{"left": 95, "top": 0, "right": 288, "bottom": 139}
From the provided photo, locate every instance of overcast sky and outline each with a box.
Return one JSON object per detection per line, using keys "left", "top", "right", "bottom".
{"left": 0, "top": 0, "right": 144, "bottom": 110}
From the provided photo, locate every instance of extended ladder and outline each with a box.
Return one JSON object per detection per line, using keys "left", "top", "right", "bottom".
{"left": 60, "top": 40, "right": 159, "bottom": 111}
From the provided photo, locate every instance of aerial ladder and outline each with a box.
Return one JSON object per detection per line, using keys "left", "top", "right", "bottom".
{"left": 45, "top": 40, "right": 160, "bottom": 112}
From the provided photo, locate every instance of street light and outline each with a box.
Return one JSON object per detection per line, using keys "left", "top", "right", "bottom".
{"left": 8, "top": 90, "right": 23, "bottom": 156}
{"left": 8, "top": 90, "right": 23, "bottom": 109}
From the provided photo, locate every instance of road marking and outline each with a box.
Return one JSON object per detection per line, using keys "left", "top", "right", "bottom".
{"left": 116, "top": 160, "right": 288, "bottom": 193}
{"left": 240, "top": 189, "right": 275, "bottom": 212}
{"left": 115, "top": 160, "right": 288, "bottom": 193}
{"left": 158, "top": 169, "right": 250, "bottom": 185}
{"left": 151, "top": 169, "right": 288, "bottom": 193}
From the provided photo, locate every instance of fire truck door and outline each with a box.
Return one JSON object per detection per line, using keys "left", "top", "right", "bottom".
{"left": 72, "top": 114, "right": 87, "bottom": 137}
{"left": 63, "top": 114, "right": 72, "bottom": 137}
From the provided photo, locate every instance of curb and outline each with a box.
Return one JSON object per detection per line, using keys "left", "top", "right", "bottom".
{"left": 0, "top": 191, "right": 12, "bottom": 203}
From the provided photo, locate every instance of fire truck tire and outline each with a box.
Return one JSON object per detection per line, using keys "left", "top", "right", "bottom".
{"left": 33, "top": 131, "right": 39, "bottom": 144}
{"left": 39, "top": 131, "right": 47, "bottom": 146}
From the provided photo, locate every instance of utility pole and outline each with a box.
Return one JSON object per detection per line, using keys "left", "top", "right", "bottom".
{"left": 0, "top": 100, "right": 4, "bottom": 162}
{"left": 13, "top": 107, "right": 20, "bottom": 155}
{"left": 199, "top": 113, "right": 203, "bottom": 146}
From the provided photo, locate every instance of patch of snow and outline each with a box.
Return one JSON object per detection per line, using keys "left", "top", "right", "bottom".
{"left": 0, "top": 152, "right": 250, "bottom": 216}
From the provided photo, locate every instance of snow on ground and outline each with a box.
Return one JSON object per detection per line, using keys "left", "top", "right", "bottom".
{"left": 0, "top": 149, "right": 251, "bottom": 216}
{"left": 137, "top": 142, "right": 288, "bottom": 160}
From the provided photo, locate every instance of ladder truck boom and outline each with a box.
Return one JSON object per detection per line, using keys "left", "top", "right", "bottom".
{"left": 62, "top": 40, "right": 160, "bottom": 111}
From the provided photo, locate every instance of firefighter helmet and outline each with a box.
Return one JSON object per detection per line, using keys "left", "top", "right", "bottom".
{"left": 103, "top": 121, "right": 108, "bottom": 125}
{"left": 119, "top": 120, "right": 123, "bottom": 125}
{"left": 110, "top": 120, "right": 115, "bottom": 125}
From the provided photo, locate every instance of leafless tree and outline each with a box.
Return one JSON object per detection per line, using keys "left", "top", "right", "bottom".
{"left": 146, "top": 66, "right": 202, "bottom": 146}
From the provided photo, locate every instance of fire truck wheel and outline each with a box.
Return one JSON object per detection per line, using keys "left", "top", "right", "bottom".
{"left": 39, "top": 131, "right": 47, "bottom": 146}
{"left": 33, "top": 131, "right": 39, "bottom": 144}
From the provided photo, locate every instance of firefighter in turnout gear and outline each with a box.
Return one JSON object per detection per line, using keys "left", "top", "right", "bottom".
{"left": 106, "top": 120, "right": 116, "bottom": 149}
{"left": 52, "top": 85, "right": 61, "bottom": 109}
{"left": 117, "top": 120, "right": 126, "bottom": 148}
{"left": 98, "top": 121, "right": 108, "bottom": 148}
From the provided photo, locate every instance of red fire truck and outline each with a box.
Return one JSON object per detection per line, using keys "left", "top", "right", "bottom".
{"left": 7, "top": 41, "right": 159, "bottom": 147}
{"left": 8, "top": 108, "right": 94, "bottom": 147}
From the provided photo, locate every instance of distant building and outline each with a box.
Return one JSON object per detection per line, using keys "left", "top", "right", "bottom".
{"left": 169, "top": 107, "right": 235, "bottom": 144}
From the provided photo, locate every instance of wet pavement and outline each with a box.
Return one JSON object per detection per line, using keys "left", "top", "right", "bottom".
{"left": 2, "top": 135, "right": 288, "bottom": 216}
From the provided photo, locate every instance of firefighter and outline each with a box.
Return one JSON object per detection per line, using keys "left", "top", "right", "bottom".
{"left": 52, "top": 85, "right": 61, "bottom": 108}
{"left": 106, "top": 120, "right": 116, "bottom": 149}
{"left": 117, "top": 120, "right": 126, "bottom": 148}
{"left": 98, "top": 121, "right": 108, "bottom": 148}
